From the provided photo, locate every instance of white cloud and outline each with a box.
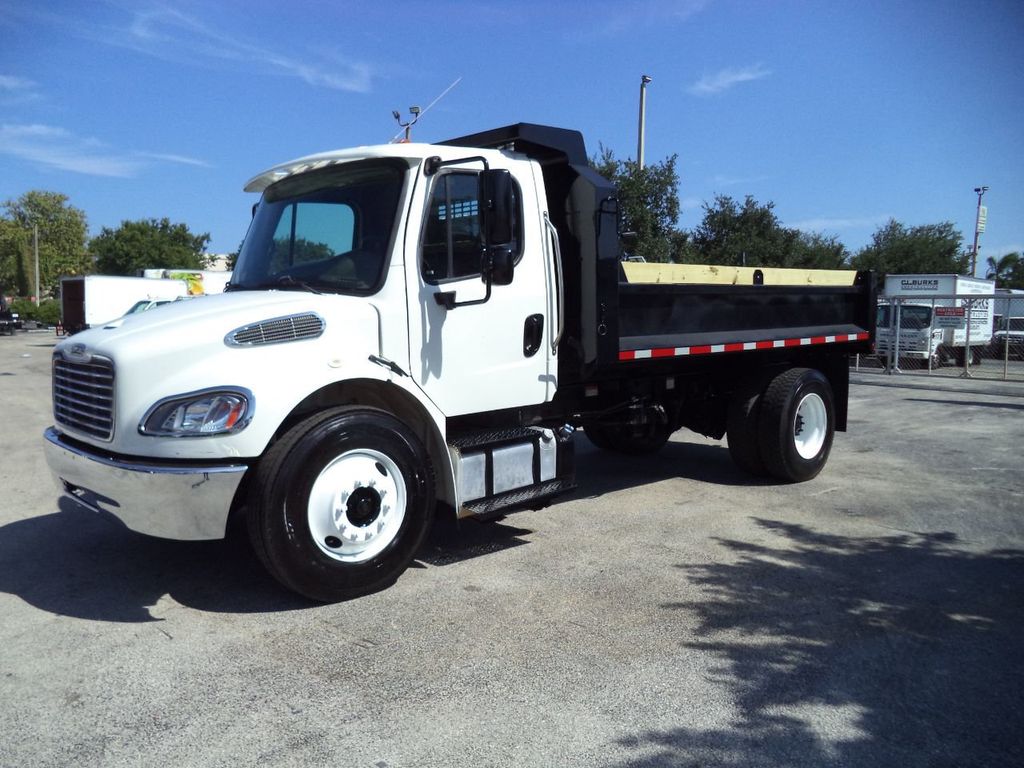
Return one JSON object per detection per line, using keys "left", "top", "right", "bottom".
{"left": 710, "top": 173, "right": 770, "bottom": 188}
{"left": 689, "top": 63, "right": 771, "bottom": 96}
{"left": 791, "top": 215, "right": 893, "bottom": 232}
{"left": 107, "top": 6, "right": 374, "bottom": 93}
{"left": 0, "top": 123, "right": 210, "bottom": 178}
{"left": 0, "top": 75, "right": 37, "bottom": 91}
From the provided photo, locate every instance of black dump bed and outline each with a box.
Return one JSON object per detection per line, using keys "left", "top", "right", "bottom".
{"left": 616, "top": 272, "right": 874, "bottom": 363}
{"left": 442, "top": 124, "right": 875, "bottom": 382}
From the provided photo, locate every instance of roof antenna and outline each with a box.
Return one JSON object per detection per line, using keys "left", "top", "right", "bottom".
{"left": 390, "top": 76, "right": 463, "bottom": 143}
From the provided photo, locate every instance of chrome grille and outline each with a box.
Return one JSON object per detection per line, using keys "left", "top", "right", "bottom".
{"left": 226, "top": 313, "right": 325, "bottom": 347}
{"left": 53, "top": 356, "right": 115, "bottom": 441}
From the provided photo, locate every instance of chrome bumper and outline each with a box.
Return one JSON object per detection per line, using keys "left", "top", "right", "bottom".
{"left": 43, "top": 427, "right": 248, "bottom": 540}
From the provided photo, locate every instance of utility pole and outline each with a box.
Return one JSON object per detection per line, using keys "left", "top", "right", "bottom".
{"left": 637, "top": 74, "right": 652, "bottom": 169}
{"left": 33, "top": 223, "right": 39, "bottom": 304}
{"left": 971, "top": 185, "right": 988, "bottom": 277}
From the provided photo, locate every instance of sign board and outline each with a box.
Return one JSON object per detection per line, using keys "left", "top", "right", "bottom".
{"left": 977, "top": 205, "right": 988, "bottom": 234}
{"left": 934, "top": 306, "right": 966, "bottom": 329}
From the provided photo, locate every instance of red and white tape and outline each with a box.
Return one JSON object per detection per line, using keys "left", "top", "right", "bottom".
{"left": 619, "top": 332, "right": 870, "bottom": 362}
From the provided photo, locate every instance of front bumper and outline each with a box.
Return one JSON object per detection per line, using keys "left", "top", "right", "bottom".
{"left": 43, "top": 427, "right": 248, "bottom": 540}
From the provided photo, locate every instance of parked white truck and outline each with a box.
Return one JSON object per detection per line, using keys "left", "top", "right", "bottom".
{"left": 43, "top": 124, "right": 875, "bottom": 601}
{"left": 876, "top": 274, "right": 995, "bottom": 367}
{"left": 59, "top": 275, "right": 191, "bottom": 334}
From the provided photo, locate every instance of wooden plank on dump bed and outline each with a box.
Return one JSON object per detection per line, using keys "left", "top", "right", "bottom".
{"left": 621, "top": 262, "right": 859, "bottom": 287}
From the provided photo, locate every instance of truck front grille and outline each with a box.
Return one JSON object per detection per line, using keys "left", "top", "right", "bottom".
{"left": 53, "top": 356, "right": 115, "bottom": 441}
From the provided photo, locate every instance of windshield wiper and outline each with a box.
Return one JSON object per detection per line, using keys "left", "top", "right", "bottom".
{"left": 272, "top": 275, "right": 323, "bottom": 294}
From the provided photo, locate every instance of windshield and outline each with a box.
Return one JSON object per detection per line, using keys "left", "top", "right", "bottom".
{"left": 876, "top": 305, "right": 933, "bottom": 330}
{"left": 231, "top": 160, "right": 406, "bottom": 295}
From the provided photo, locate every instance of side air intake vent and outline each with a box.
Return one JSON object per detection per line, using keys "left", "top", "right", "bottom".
{"left": 226, "top": 313, "right": 325, "bottom": 347}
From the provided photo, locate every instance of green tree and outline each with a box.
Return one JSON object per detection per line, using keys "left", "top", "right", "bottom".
{"left": 592, "top": 146, "right": 682, "bottom": 263}
{"left": 90, "top": 218, "right": 211, "bottom": 275}
{"left": 692, "top": 195, "right": 799, "bottom": 267}
{"left": 791, "top": 232, "right": 851, "bottom": 269}
{"left": 0, "top": 219, "right": 31, "bottom": 296}
{"left": 2, "top": 191, "right": 90, "bottom": 297}
{"left": 851, "top": 219, "right": 967, "bottom": 286}
{"left": 985, "top": 252, "right": 1021, "bottom": 288}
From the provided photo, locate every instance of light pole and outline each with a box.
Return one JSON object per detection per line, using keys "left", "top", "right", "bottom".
{"left": 637, "top": 75, "right": 652, "bottom": 169}
{"left": 971, "top": 185, "right": 988, "bottom": 277}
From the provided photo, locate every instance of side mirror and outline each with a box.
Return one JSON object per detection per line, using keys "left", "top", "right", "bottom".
{"left": 482, "top": 246, "right": 514, "bottom": 287}
{"left": 480, "top": 169, "right": 514, "bottom": 246}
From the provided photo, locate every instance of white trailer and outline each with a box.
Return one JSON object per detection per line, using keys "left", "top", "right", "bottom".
{"left": 877, "top": 274, "right": 995, "bottom": 366}
{"left": 140, "top": 269, "right": 233, "bottom": 295}
{"left": 60, "top": 275, "right": 190, "bottom": 333}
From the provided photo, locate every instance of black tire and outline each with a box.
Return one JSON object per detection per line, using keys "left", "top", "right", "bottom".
{"left": 971, "top": 346, "right": 983, "bottom": 365}
{"left": 248, "top": 406, "right": 434, "bottom": 602}
{"left": 726, "top": 378, "right": 768, "bottom": 476}
{"left": 757, "top": 367, "right": 835, "bottom": 483}
{"left": 584, "top": 420, "right": 672, "bottom": 455}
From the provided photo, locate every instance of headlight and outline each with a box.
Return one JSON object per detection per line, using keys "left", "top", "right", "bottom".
{"left": 140, "top": 388, "right": 253, "bottom": 437}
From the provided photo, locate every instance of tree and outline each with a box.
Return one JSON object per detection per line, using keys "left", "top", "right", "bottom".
{"left": 985, "top": 252, "right": 1021, "bottom": 288}
{"left": 0, "top": 219, "right": 31, "bottom": 297}
{"left": 791, "top": 232, "right": 851, "bottom": 269}
{"left": 90, "top": 218, "right": 211, "bottom": 275}
{"left": 851, "top": 220, "right": 967, "bottom": 285}
{"left": 591, "top": 146, "right": 682, "bottom": 263}
{"left": 2, "top": 191, "right": 90, "bottom": 297}
{"left": 692, "top": 195, "right": 797, "bottom": 267}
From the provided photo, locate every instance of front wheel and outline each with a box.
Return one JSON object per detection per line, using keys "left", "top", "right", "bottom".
{"left": 757, "top": 368, "right": 835, "bottom": 483}
{"left": 248, "top": 406, "right": 434, "bottom": 602}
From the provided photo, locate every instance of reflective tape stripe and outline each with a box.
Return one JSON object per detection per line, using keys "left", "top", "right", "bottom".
{"left": 619, "top": 332, "right": 870, "bottom": 362}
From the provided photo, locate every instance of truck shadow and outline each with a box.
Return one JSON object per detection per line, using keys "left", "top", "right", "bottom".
{"left": 601, "top": 519, "right": 1024, "bottom": 767}
{"left": 0, "top": 498, "right": 311, "bottom": 621}
{"left": 569, "top": 435, "right": 768, "bottom": 501}
{"left": 0, "top": 499, "right": 536, "bottom": 621}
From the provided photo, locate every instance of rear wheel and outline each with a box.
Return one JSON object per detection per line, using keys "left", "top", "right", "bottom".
{"left": 248, "top": 406, "right": 434, "bottom": 602}
{"left": 757, "top": 368, "right": 835, "bottom": 483}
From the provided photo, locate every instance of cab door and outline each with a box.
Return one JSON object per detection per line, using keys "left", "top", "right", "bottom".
{"left": 405, "top": 160, "right": 553, "bottom": 417}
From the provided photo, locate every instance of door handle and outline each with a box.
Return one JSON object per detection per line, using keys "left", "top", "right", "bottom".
{"left": 523, "top": 314, "right": 544, "bottom": 357}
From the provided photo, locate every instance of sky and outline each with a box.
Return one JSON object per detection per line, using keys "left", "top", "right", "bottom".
{"left": 2, "top": 0, "right": 1023, "bottom": 275}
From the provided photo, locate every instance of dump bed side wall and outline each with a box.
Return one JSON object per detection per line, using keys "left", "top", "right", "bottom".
{"left": 614, "top": 279, "right": 875, "bottom": 360}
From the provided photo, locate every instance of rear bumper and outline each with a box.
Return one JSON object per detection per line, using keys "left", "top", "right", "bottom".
{"left": 43, "top": 427, "right": 247, "bottom": 540}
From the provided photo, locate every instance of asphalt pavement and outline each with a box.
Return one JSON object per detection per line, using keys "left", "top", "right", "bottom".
{"left": 1, "top": 330, "right": 1022, "bottom": 767}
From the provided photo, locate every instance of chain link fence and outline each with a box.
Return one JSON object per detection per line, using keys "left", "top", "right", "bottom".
{"left": 853, "top": 293, "right": 1024, "bottom": 381}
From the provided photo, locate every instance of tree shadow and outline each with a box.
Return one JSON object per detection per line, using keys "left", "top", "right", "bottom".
{"left": 606, "top": 520, "right": 1024, "bottom": 767}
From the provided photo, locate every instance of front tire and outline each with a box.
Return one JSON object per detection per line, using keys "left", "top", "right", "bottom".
{"left": 757, "top": 368, "right": 835, "bottom": 483}
{"left": 248, "top": 406, "right": 434, "bottom": 602}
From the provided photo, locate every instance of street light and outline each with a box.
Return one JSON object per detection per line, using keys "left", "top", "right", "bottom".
{"left": 637, "top": 75, "right": 652, "bottom": 169}
{"left": 971, "top": 185, "right": 988, "bottom": 277}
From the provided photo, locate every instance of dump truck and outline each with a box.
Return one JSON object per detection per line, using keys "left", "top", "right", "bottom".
{"left": 44, "top": 124, "right": 874, "bottom": 601}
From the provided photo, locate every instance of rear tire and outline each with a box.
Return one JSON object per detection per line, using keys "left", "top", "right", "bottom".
{"left": 248, "top": 406, "right": 434, "bottom": 602}
{"left": 757, "top": 368, "right": 835, "bottom": 483}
